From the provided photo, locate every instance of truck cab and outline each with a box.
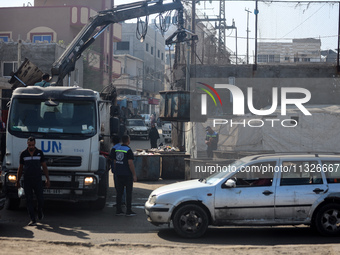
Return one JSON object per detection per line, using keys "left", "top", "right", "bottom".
{"left": 1, "top": 86, "right": 110, "bottom": 210}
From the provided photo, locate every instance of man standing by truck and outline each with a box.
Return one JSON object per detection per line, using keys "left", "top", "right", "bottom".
{"left": 16, "top": 136, "right": 50, "bottom": 226}
{"left": 113, "top": 135, "right": 137, "bottom": 216}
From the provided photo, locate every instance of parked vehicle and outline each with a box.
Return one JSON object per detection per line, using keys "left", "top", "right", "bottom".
{"left": 1, "top": 87, "right": 112, "bottom": 210}
{"left": 2, "top": 0, "right": 185, "bottom": 210}
{"left": 126, "top": 118, "right": 149, "bottom": 140}
{"left": 141, "top": 114, "right": 151, "bottom": 127}
{"left": 161, "top": 121, "right": 172, "bottom": 143}
{"left": 145, "top": 153, "right": 340, "bottom": 238}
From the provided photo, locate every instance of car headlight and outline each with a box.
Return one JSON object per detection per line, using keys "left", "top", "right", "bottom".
{"left": 148, "top": 195, "right": 157, "bottom": 205}
{"left": 8, "top": 175, "right": 17, "bottom": 183}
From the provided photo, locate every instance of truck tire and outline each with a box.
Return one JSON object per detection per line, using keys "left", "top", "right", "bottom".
{"left": 91, "top": 170, "right": 108, "bottom": 210}
{"left": 315, "top": 203, "right": 340, "bottom": 236}
{"left": 6, "top": 198, "right": 20, "bottom": 210}
{"left": 172, "top": 204, "right": 209, "bottom": 238}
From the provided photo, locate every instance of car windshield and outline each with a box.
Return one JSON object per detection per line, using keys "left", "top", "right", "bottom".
{"left": 127, "top": 119, "right": 145, "bottom": 126}
{"left": 8, "top": 98, "right": 96, "bottom": 135}
{"left": 205, "top": 159, "right": 245, "bottom": 185}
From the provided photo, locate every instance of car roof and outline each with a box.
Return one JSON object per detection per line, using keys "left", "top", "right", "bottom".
{"left": 241, "top": 153, "right": 340, "bottom": 163}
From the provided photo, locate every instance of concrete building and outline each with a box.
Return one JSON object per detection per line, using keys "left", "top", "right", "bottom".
{"left": 113, "top": 22, "right": 167, "bottom": 114}
{"left": 258, "top": 38, "right": 322, "bottom": 64}
{"left": 114, "top": 23, "right": 166, "bottom": 97}
{"left": 0, "top": 0, "right": 122, "bottom": 92}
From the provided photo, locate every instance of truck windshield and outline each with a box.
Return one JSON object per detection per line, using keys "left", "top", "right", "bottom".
{"left": 8, "top": 98, "right": 96, "bottom": 136}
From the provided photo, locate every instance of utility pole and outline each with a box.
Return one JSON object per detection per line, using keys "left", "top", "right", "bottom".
{"left": 245, "top": 8, "right": 251, "bottom": 65}
{"left": 254, "top": 0, "right": 259, "bottom": 70}
{"left": 191, "top": 0, "right": 196, "bottom": 64}
{"left": 218, "top": 0, "right": 226, "bottom": 64}
{"left": 226, "top": 19, "right": 237, "bottom": 65}
{"left": 18, "top": 37, "right": 22, "bottom": 68}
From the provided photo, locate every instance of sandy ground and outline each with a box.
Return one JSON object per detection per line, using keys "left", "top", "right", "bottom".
{"left": 1, "top": 237, "right": 340, "bottom": 255}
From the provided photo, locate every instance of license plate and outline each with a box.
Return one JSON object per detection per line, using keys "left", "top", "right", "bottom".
{"left": 43, "top": 189, "right": 70, "bottom": 195}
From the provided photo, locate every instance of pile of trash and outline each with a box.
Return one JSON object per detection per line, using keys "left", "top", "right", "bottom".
{"left": 134, "top": 145, "right": 181, "bottom": 155}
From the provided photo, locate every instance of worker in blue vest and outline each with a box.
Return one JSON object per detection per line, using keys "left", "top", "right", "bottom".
{"left": 112, "top": 135, "right": 137, "bottom": 216}
{"left": 205, "top": 126, "right": 218, "bottom": 159}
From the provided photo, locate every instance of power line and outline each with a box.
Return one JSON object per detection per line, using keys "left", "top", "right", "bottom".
{"left": 192, "top": 0, "right": 340, "bottom": 2}
{"left": 227, "top": 34, "right": 338, "bottom": 40}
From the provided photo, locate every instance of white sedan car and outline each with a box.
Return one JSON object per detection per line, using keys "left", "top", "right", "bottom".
{"left": 145, "top": 153, "right": 340, "bottom": 238}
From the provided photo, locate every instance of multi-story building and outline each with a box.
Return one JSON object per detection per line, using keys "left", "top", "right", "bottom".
{"left": 114, "top": 22, "right": 167, "bottom": 114}
{"left": 257, "top": 38, "right": 322, "bottom": 64}
{"left": 114, "top": 23, "right": 166, "bottom": 96}
{"left": 0, "top": 0, "right": 122, "bottom": 92}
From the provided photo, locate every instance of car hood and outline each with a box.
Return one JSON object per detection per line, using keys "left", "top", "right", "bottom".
{"left": 162, "top": 123, "right": 171, "bottom": 130}
{"left": 127, "top": 126, "right": 148, "bottom": 131}
{"left": 151, "top": 179, "right": 209, "bottom": 196}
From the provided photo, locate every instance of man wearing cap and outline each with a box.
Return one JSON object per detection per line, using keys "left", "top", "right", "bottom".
{"left": 205, "top": 126, "right": 219, "bottom": 159}
{"left": 34, "top": 73, "right": 51, "bottom": 87}
{"left": 16, "top": 136, "right": 50, "bottom": 226}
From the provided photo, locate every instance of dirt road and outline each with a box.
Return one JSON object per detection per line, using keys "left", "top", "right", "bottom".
{"left": 1, "top": 237, "right": 340, "bottom": 255}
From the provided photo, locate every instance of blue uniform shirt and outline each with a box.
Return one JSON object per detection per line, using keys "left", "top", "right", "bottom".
{"left": 113, "top": 144, "right": 134, "bottom": 176}
{"left": 109, "top": 143, "right": 121, "bottom": 174}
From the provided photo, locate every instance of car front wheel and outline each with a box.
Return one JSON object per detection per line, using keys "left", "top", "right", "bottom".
{"left": 172, "top": 204, "right": 209, "bottom": 238}
{"left": 315, "top": 203, "right": 340, "bottom": 236}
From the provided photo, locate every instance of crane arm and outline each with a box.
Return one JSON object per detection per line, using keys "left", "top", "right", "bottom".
{"left": 51, "top": 0, "right": 183, "bottom": 85}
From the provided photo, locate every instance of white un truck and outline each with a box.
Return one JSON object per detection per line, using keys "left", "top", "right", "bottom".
{"left": 1, "top": 0, "right": 186, "bottom": 210}
{"left": 2, "top": 86, "right": 112, "bottom": 210}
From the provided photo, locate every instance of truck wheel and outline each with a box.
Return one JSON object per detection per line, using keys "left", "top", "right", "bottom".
{"left": 6, "top": 198, "right": 20, "bottom": 210}
{"left": 91, "top": 171, "right": 108, "bottom": 210}
{"left": 172, "top": 204, "right": 208, "bottom": 238}
{"left": 315, "top": 203, "right": 340, "bottom": 236}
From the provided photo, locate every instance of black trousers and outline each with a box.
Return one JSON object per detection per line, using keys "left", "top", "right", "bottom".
{"left": 207, "top": 147, "right": 214, "bottom": 158}
{"left": 115, "top": 175, "right": 133, "bottom": 212}
{"left": 24, "top": 177, "right": 44, "bottom": 221}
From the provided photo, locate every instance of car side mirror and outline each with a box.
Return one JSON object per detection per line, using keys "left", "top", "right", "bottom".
{"left": 223, "top": 179, "right": 236, "bottom": 188}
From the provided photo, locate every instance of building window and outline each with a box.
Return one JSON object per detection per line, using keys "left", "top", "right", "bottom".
{"left": 268, "top": 55, "right": 280, "bottom": 63}
{"left": 2, "top": 61, "right": 18, "bottom": 78}
{"left": 294, "top": 57, "right": 300, "bottom": 62}
{"left": 302, "top": 58, "right": 310, "bottom": 62}
{"left": 285, "top": 56, "right": 290, "bottom": 61}
{"left": 32, "top": 34, "right": 52, "bottom": 43}
{"left": 158, "top": 50, "right": 160, "bottom": 58}
{"left": 151, "top": 46, "right": 154, "bottom": 55}
{"left": 161, "top": 53, "right": 164, "bottom": 61}
{"left": 146, "top": 43, "right": 149, "bottom": 52}
{"left": 116, "top": 41, "right": 129, "bottom": 50}
{"left": 258, "top": 55, "right": 268, "bottom": 63}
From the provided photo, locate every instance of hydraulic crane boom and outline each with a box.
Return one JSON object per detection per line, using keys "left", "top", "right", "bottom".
{"left": 51, "top": 0, "right": 184, "bottom": 85}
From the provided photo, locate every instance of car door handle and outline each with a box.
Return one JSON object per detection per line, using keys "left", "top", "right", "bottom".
{"left": 313, "top": 188, "right": 324, "bottom": 194}
{"left": 262, "top": 190, "right": 273, "bottom": 196}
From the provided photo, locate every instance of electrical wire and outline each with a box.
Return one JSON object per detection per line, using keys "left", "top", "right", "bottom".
{"left": 136, "top": 16, "right": 149, "bottom": 42}
{"left": 154, "top": 10, "right": 174, "bottom": 36}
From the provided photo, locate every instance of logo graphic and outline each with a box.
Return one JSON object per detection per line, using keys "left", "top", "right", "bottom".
{"left": 197, "top": 82, "right": 222, "bottom": 115}
{"left": 198, "top": 83, "right": 311, "bottom": 116}
{"left": 116, "top": 151, "right": 124, "bottom": 161}
{"left": 41, "top": 141, "right": 62, "bottom": 153}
